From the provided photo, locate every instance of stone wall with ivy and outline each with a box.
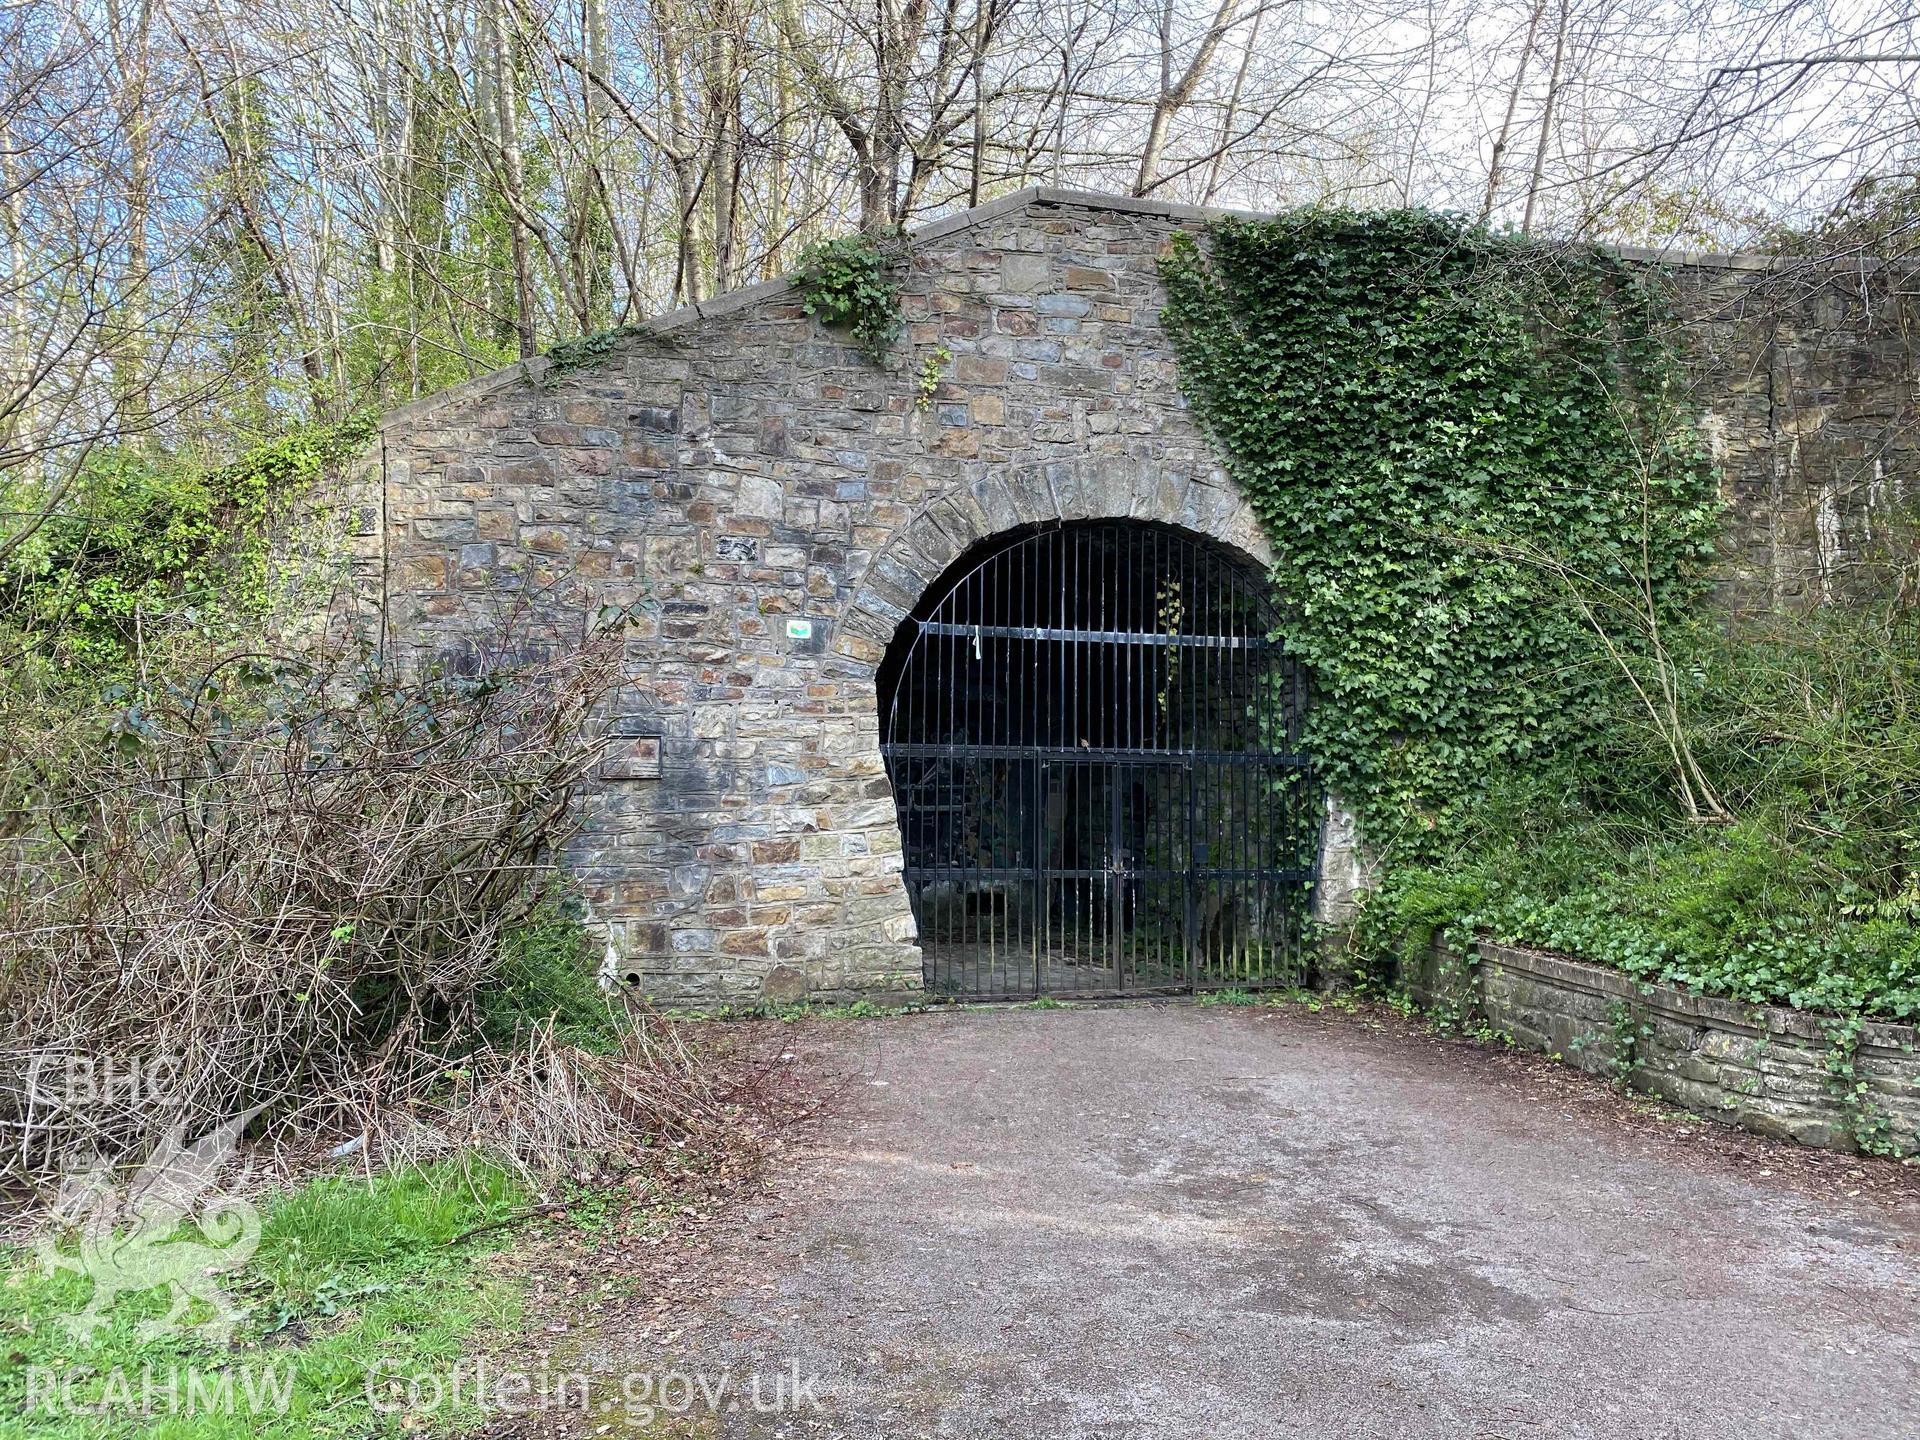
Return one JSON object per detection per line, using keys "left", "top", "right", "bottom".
{"left": 353, "top": 189, "right": 1919, "bottom": 1002}
{"left": 1155, "top": 209, "right": 1919, "bottom": 856}
{"left": 1406, "top": 941, "right": 1920, "bottom": 1153}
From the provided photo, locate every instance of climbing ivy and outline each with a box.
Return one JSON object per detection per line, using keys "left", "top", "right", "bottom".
{"left": 794, "top": 233, "right": 904, "bottom": 364}
{"left": 1, "top": 415, "right": 375, "bottom": 680}
{"left": 1820, "top": 1016, "right": 1899, "bottom": 1155}
{"left": 1158, "top": 211, "right": 1723, "bottom": 852}
{"left": 542, "top": 324, "right": 646, "bottom": 385}
{"left": 915, "top": 344, "right": 953, "bottom": 410}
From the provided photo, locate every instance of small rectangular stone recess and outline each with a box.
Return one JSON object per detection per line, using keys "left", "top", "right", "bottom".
{"left": 600, "top": 735, "right": 663, "bottom": 782}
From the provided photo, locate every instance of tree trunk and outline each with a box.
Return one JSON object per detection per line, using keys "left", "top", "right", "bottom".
{"left": 1134, "top": 0, "right": 1241, "bottom": 197}
{"left": 655, "top": 0, "right": 705, "bottom": 302}
{"left": 575, "top": 0, "right": 614, "bottom": 327}
{"left": 1521, "top": 0, "right": 1569, "bottom": 236}
{"left": 1203, "top": 8, "right": 1259, "bottom": 202}
{"left": 106, "top": 0, "right": 155, "bottom": 415}
{"left": 707, "top": 20, "right": 740, "bottom": 289}
{"left": 1480, "top": 0, "right": 1548, "bottom": 224}
{"left": 490, "top": 0, "right": 538, "bottom": 355}
{"left": 969, "top": 0, "right": 989, "bottom": 205}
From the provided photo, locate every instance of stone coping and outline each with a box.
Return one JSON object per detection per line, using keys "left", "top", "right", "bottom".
{"left": 373, "top": 185, "right": 1802, "bottom": 437}
{"left": 1466, "top": 939, "right": 1920, "bottom": 1057}
{"left": 1410, "top": 937, "right": 1919, "bottom": 1154}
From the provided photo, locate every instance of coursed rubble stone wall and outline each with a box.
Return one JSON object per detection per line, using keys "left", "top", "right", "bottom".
{"left": 360, "top": 191, "right": 1279, "bottom": 1002}
{"left": 1661, "top": 251, "right": 1919, "bottom": 609}
{"left": 1404, "top": 941, "right": 1920, "bottom": 1153}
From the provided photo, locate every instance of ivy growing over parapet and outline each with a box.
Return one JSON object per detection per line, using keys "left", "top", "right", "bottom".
{"left": 539, "top": 232, "right": 910, "bottom": 382}
{"left": 542, "top": 324, "right": 647, "bottom": 385}
{"left": 1159, "top": 211, "right": 1723, "bottom": 853}
{"left": 793, "top": 232, "right": 905, "bottom": 364}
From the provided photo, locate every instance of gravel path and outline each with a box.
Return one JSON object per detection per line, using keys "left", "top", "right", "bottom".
{"left": 595, "top": 1003, "right": 1920, "bottom": 1438}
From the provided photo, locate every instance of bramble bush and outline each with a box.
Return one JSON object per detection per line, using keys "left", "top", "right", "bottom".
{"left": 793, "top": 232, "right": 904, "bottom": 364}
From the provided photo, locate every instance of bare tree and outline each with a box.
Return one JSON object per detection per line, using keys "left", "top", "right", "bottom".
{"left": 1519, "top": 0, "right": 1568, "bottom": 234}
{"left": 1135, "top": 0, "right": 1246, "bottom": 196}
{"left": 0, "top": 2, "right": 232, "bottom": 565}
{"left": 1480, "top": 0, "right": 1547, "bottom": 223}
{"left": 1, "top": 0, "right": 1915, "bottom": 504}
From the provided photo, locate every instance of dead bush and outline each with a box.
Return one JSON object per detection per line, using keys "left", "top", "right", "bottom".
{"left": 0, "top": 614, "right": 627, "bottom": 1195}
{"left": 349, "top": 1007, "right": 786, "bottom": 1184}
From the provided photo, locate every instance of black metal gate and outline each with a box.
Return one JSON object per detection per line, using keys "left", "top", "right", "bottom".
{"left": 878, "top": 520, "right": 1320, "bottom": 999}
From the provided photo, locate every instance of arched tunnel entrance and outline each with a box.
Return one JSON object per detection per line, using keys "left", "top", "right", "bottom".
{"left": 878, "top": 519, "right": 1321, "bottom": 999}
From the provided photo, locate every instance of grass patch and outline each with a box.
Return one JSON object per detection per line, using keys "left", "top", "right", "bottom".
{"left": 1195, "top": 986, "right": 1359, "bottom": 1016}
{"left": 0, "top": 1159, "right": 528, "bottom": 1438}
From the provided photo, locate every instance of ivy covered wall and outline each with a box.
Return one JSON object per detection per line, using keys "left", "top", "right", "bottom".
{"left": 1158, "top": 211, "right": 1725, "bottom": 848}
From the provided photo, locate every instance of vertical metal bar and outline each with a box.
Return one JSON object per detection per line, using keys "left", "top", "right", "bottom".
{"left": 1108, "top": 761, "right": 1120, "bottom": 991}
{"left": 1236, "top": 597, "right": 1248, "bottom": 983}
{"left": 1032, "top": 754, "right": 1044, "bottom": 996}
{"left": 973, "top": 563, "right": 983, "bottom": 994}
{"left": 1077, "top": 526, "right": 1086, "bottom": 978}
{"left": 937, "top": 625, "right": 949, "bottom": 992}
{"left": 1015, "top": 537, "right": 1024, "bottom": 996}
{"left": 1184, "top": 759, "right": 1198, "bottom": 989}
{"left": 1115, "top": 527, "right": 1128, "bottom": 988}
{"left": 1201, "top": 538, "right": 1214, "bottom": 986}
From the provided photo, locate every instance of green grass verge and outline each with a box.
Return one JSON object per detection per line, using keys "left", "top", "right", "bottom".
{"left": 0, "top": 1158, "right": 527, "bottom": 1438}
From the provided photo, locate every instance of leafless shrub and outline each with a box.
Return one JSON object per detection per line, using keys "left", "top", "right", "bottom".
{"left": 353, "top": 1007, "right": 785, "bottom": 1184}
{"left": 0, "top": 612, "right": 627, "bottom": 1196}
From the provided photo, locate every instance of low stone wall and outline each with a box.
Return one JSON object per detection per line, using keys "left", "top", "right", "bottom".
{"left": 1399, "top": 940, "right": 1920, "bottom": 1155}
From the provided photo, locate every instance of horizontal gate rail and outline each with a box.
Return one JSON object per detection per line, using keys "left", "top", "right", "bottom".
{"left": 913, "top": 620, "right": 1281, "bottom": 650}
{"left": 902, "top": 865, "right": 1316, "bottom": 884}
{"left": 883, "top": 742, "right": 1310, "bottom": 767}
